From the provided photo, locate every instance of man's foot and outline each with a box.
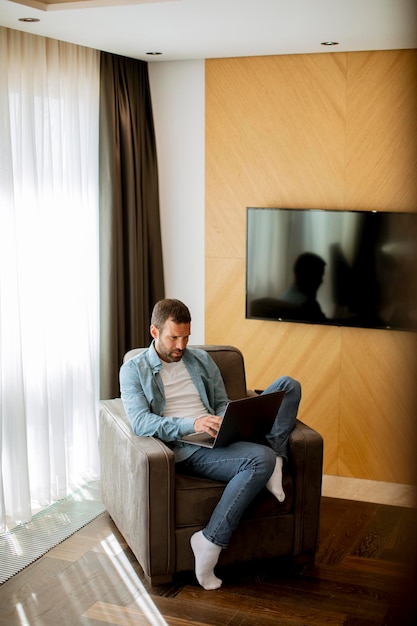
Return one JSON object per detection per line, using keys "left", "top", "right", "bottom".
{"left": 266, "top": 456, "right": 285, "bottom": 502}
{"left": 190, "top": 530, "right": 222, "bottom": 590}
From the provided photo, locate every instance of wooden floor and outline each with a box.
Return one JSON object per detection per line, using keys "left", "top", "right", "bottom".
{"left": 0, "top": 497, "right": 416, "bottom": 625}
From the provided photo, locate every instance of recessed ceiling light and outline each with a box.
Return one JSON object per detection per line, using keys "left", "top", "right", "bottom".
{"left": 146, "top": 52, "right": 163, "bottom": 56}
{"left": 19, "top": 17, "right": 40, "bottom": 23}
{"left": 321, "top": 41, "right": 339, "bottom": 46}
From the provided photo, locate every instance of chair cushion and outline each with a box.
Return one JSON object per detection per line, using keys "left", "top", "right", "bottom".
{"left": 175, "top": 471, "right": 293, "bottom": 528}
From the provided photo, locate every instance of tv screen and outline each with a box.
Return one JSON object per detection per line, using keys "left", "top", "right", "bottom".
{"left": 246, "top": 208, "right": 417, "bottom": 331}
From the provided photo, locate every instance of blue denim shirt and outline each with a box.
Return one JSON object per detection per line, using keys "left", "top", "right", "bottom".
{"left": 120, "top": 342, "right": 229, "bottom": 462}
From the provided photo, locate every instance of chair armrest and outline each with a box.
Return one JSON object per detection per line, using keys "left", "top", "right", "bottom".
{"left": 288, "top": 419, "right": 324, "bottom": 556}
{"left": 99, "top": 399, "right": 176, "bottom": 583}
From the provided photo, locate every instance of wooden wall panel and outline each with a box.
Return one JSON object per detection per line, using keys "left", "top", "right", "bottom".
{"left": 206, "top": 53, "right": 347, "bottom": 260}
{"left": 339, "top": 328, "right": 417, "bottom": 484}
{"left": 345, "top": 50, "right": 417, "bottom": 211}
{"left": 205, "top": 50, "right": 417, "bottom": 484}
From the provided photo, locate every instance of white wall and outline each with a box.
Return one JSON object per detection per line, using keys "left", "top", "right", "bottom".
{"left": 148, "top": 60, "right": 205, "bottom": 343}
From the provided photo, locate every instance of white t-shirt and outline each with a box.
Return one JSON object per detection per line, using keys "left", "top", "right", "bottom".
{"left": 159, "top": 359, "right": 208, "bottom": 420}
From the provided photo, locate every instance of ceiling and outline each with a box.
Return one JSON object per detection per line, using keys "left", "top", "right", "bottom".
{"left": 0, "top": 0, "right": 416, "bottom": 62}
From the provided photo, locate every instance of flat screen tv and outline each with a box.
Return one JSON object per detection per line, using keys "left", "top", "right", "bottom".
{"left": 246, "top": 208, "right": 417, "bottom": 331}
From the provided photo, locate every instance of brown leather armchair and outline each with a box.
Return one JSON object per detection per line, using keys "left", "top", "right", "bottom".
{"left": 99, "top": 345, "right": 323, "bottom": 585}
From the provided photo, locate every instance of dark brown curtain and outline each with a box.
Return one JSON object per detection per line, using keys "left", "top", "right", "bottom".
{"left": 99, "top": 52, "right": 165, "bottom": 399}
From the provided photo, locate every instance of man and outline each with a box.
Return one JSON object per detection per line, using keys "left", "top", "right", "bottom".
{"left": 120, "top": 299, "right": 301, "bottom": 590}
{"left": 280, "top": 252, "right": 327, "bottom": 322}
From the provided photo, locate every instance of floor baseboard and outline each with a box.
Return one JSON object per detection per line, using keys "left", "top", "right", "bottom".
{"left": 322, "top": 474, "right": 416, "bottom": 508}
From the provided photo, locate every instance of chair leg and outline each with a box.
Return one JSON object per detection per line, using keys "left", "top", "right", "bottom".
{"left": 145, "top": 573, "right": 174, "bottom": 586}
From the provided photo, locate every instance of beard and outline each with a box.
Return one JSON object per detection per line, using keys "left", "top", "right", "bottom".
{"left": 155, "top": 340, "right": 184, "bottom": 363}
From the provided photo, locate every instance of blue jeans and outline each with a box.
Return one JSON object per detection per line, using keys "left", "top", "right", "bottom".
{"left": 263, "top": 376, "right": 301, "bottom": 461}
{"left": 178, "top": 376, "right": 301, "bottom": 548}
{"left": 178, "top": 440, "right": 276, "bottom": 548}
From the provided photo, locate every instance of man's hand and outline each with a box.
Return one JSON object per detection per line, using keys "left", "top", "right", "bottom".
{"left": 193, "top": 415, "right": 223, "bottom": 437}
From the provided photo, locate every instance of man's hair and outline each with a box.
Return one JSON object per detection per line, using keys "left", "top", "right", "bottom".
{"left": 151, "top": 299, "right": 191, "bottom": 330}
{"left": 293, "top": 252, "right": 326, "bottom": 295}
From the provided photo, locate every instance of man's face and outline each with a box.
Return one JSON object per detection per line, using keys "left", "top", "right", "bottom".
{"left": 151, "top": 318, "right": 190, "bottom": 363}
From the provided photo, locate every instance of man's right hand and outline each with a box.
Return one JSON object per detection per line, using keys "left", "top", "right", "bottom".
{"left": 193, "top": 415, "right": 223, "bottom": 437}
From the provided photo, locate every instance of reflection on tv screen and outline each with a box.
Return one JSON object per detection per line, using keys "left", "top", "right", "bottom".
{"left": 246, "top": 208, "right": 417, "bottom": 331}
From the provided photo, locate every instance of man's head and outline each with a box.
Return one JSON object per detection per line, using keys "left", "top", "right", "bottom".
{"left": 293, "top": 252, "right": 326, "bottom": 297}
{"left": 150, "top": 299, "right": 191, "bottom": 362}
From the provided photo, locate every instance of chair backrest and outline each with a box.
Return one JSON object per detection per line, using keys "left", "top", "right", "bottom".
{"left": 124, "top": 345, "right": 248, "bottom": 400}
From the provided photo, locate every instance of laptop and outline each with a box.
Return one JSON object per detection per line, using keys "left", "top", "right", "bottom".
{"left": 179, "top": 391, "right": 285, "bottom": 448}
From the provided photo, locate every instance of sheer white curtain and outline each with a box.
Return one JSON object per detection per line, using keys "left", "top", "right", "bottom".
{"left": 0, "top": 27, "right": 101, "bottom": 532}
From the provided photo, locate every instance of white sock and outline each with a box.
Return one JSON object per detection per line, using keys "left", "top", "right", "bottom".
{"left": 266, "top": 456, "right": 285, "bottom": 502}
{"left": 190, "top": 530, "right": 222, "bottom": 590}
